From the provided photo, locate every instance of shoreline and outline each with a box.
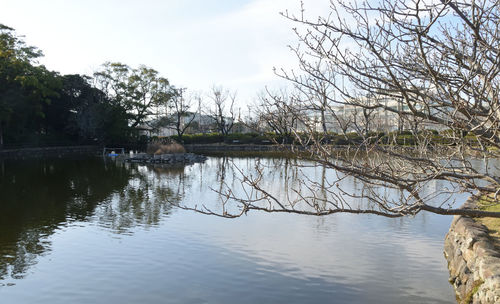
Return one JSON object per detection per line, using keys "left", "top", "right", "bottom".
{"left": 444, "top": 196, "right": 500, "bottom": 303}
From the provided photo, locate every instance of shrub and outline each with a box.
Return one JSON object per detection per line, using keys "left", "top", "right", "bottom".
{"left": 170, "top": 132, "right": 280, "bottom": 145}
{"left": 174, "top": 133, "right": 224, "bottom": 144}
{"left": 224, "top": 133, "right": 255, "bottom": 144}
{"left": 396, "top": 134, "right": 416, "bottom": 145}
{"left": 146, "top": 140, "right": 186, "bottom": 154}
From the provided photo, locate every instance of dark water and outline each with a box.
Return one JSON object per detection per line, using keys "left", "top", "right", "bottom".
{"left": 0, "top": 156, "right": 461, "bottom": 303}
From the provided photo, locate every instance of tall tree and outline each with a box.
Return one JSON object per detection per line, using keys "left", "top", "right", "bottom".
{"left": 188, "top": 0, "right": 500, "bottom": 218}
{"left": 256, "top": 89, "right": 300, "bottom": 142}
{"left": 207, "top": 86, "right": 236, "bottom": 136}
{"left": 0, "top": 24, "right": 60, "bottom": 147}
{"left": 166, "top": 88, "right": 197, "bottom": 141}
{"left": 53, "top": 74, "right": 130, "bottom": 143}
{"left": 93, "top": 62, "right": 176, "bottom": 128}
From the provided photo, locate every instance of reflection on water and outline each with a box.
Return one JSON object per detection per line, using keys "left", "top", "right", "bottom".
{"left": 0, "top": 156, "right": 460, "bottom": 303}
{"left": 0, "top": 158, "right": 182, "bottom": 281}
{"left": 0, "top": 158, "right": 128, "bottom": 281}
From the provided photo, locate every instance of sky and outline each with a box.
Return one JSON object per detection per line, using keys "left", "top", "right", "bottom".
{"left": 0, "top": 0, "right": 332, "bottom": 109}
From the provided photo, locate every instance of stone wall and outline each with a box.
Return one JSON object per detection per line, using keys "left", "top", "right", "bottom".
{"left": 0, "top": 145, "right": 100, "bottom": 159}
{"left": 124, "top": 153, "right": 207, "bottom": 165}
{"left": 444, "top": 196, "right": 500, "bottom": 303}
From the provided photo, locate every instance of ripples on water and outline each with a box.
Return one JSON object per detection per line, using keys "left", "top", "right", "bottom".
{"left": 0, "top": 156, "right": 462, "bottom": 303}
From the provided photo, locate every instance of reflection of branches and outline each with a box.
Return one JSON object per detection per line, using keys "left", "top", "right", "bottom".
{"left": 181, "top": 160, "right": 396, "bottom": 217}
{"left": 180, "top": 155, "right": 500, "bottom": 219}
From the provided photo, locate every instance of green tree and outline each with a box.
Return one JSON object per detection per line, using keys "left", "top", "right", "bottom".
{"left": 54, "top": 74, "right": 130, "bottom": 143}
{"left": 93, "top": 62, "right": 177, "bottom": 129}
{"left": 0, "top": 24, "right": 60, "bottom": 147}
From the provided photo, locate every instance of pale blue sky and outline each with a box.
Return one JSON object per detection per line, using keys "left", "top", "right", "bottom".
{"left": 0, "top": 0, "right": 331, "bottom": 107}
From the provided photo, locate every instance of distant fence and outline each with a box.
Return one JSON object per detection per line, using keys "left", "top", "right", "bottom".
{"left": 184, "top": 144, "right": 288, "bottom": 153}
{"left": 0, "top": 145, "right": 101, "bottom": 159}
{"left": 1, "top": 140, "right": 98, "bottom": 150}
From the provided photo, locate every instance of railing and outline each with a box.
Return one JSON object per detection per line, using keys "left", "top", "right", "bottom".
{"left": 0, "top": 140, "right": 97, "bottom": 150}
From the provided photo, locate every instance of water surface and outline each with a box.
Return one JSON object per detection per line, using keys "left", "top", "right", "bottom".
{"left": 0, "top": 156, "right": 460, "bottom": 303}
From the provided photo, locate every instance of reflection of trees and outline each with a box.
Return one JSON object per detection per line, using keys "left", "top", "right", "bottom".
{"left": 0, "top": 158, "right": 191, "bottom": 282}
{"left": 93, "top": 164, "right": 189, "bottom": 232}
{"left": 0, "top": 157, "right": 133, "bottom": 281}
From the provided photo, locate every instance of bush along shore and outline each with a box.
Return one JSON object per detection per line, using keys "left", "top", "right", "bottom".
{"left": 167, "top": 130, "right": 481, "bottom": 147}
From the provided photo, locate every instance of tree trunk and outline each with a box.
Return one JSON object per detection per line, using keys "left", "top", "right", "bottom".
{"left": 321, "top": 108, "right": 327, "bottom": 136}
{"left": 177, "top": 126, "right": 184, "bottom": 143}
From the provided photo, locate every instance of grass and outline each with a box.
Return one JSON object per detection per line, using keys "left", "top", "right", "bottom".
{"left": 146, "top": 141, "right": 186, "bottom": 155}
{"left": 476, "top": 194, "right": 500, "bottom": 244}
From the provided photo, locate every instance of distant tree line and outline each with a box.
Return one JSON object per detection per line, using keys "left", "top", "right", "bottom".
{"left": 0, "top": 24, "right": 182, "bottom": 149}
{"left": 0, "top": 23, "right": 252, "bottom": 149}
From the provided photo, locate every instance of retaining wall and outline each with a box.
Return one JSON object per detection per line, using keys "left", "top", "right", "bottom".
{"left": 0, "top": 146, "right": 100, "bottom": 159}
{"left": 444, "top": 197, "right": 500, "bottom": 303}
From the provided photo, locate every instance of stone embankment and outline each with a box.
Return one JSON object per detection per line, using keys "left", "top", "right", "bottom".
{"left": 124, "top": 153, "right": 207, "bottom": 165}
{"left": 0, "top": 145, "right": 99, "bottom": 158}
{"left": 444, "top": 197, "right": 500, "bottom": 303}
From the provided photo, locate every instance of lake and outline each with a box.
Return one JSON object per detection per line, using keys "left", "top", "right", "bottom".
{"left": 0, "top": 156, "right": 463, "bottom": 303}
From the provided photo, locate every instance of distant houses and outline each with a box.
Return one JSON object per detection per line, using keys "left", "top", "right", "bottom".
{"left": 139, "top": 96, "right": 443, "bottom": 138}
{"left": 307, "top": 97, "right": 446, "bottom": 134}
{"left": 139, "top": 112, "right": 233, "bottom": 137}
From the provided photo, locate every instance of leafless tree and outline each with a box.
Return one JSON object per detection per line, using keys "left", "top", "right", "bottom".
{"left": 352, "top": 106, "right": 376, "bottom": 137}
{"left": 243, "top": 104, "right": 265, "bottom": 134}
{"left": 165, "top": 89, "right": 197, "bottom": 141}
{"left": 292, "top": 75, "right": 333, "bottom": 136}
{"left": 207, "top": 86, "right": 236, "bottom": 136}
{"left": 183, "top": 0, "right": 500, "bottom": 218}
{"left": 255, "top": 89, "right": 302, "bottom": 142}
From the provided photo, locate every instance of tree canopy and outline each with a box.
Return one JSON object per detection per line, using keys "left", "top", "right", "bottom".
{"left": 0, "top": 24, "right": 179, "bottom": 148}
{"left": 93, "top": 62, "right": 178, "bottom": 128}
{"left": 0, "top": 24, "right": 61, "bottom": 147}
